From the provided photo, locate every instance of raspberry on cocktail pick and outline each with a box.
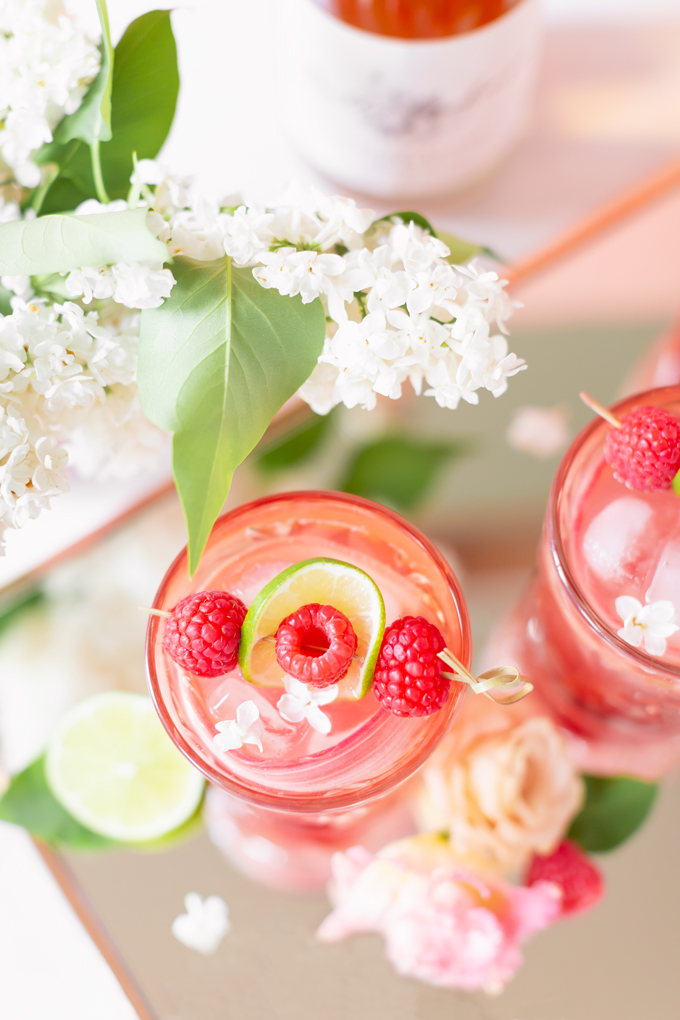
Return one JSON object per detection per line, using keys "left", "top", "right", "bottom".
{"left": 580, "top": 391, "right": 680, "bottom": 492}
{"left": 372, "top": 616, "right": 533, "bottom": 718}
{"left": 275, "top": 603, "right": 358, "bottom": 688}
{"left": 141, "top": 590, "right": 247, "bottom": 678}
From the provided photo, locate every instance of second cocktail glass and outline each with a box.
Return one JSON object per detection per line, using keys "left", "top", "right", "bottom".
{"left": 146, "top": 491, "right": 470, "bottom": 889}
{"left": 486, "top": 386, "right": 680, "bottom": 780}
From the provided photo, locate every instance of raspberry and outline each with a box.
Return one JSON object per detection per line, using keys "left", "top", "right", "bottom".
{"left": 372, "top": 616, "right": 449, "bottom": 717}
{"left": 163, "top": 590, "right": 247, "bottom": 678}
{"left": 526, "top": 840, "right": 604, "bottom": 918}
{"left": 275, "top": 603, "right": 357, "bottom": 688}
{"left": 605, "top": 405, "right": 680, "bottom": 491}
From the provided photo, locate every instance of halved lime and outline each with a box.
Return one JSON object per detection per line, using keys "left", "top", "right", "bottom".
{"left": 238, "top": 558, "right": 385, "bottom": 698}
{"left": 45, "top": 692, "right": 205, "bottom": 843}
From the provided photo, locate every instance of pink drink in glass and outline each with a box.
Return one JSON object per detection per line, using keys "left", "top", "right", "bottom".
{"left": 146, "top": 491, "right": 469, "bottom": 890}
{"left": 486, "top": 387, "right": 680, "bottom": 780}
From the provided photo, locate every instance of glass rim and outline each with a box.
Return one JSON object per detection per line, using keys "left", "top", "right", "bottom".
{"left": 548, "top": 384, "right": 680, "bottom": 680}
{"left": 146, "top": 489, "right": 472, "bottom": 812}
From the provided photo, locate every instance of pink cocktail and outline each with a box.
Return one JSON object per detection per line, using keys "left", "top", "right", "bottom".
{"left": 486, "top": 387, "right": 680, "bottom": 780}
{"left": 146, "top": 491, "right": 469, "bottom": 889}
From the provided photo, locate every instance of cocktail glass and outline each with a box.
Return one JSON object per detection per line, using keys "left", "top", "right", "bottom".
{"left": 485, "top": 386, "right": 680, "bottom": 780}
{"left": 146, "top": 491, "right": 470, "bottom": 890}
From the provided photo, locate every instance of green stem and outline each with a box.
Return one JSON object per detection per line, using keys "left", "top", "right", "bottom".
{"left": 90, "top": 139, "right": 109, "bottom": 205}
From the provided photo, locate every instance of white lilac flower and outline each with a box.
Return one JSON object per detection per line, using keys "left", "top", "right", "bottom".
{"left": 171, "top": 893, "right": 230, "bottom": 955}
{"left": 1, "top": 275, "right": 33, "bottom": 300}
{"left": 213, "top": 701, "right": 263, "bottom": 753}
{"left": 110, "top": 263, "right": 175, "bottom": 310}
{"left": 423, "top": 354, "right": 465, "bottom": 410}
{"left": 0, "top": 412, "right": 69, "bottom": 533}
{"left": 388, "top": 221, "right": 451, "bottom": 275}
{"left": 65, "top": 262, "right": 175, "bottom": 310}
{"left": 312, "top": 192, "right": 375, "bottom": 249}
{"left": 298, "top": 360, "right": 341, "bottom": 416}
{"left": 327, "top": 312, "right": 402, "bottom": 372}
{"left": 31, "top": 435, "right": 68, "bottom": 493}
{"left": 506, "top": 405, "right": 571, "bottom": 459}
{"left": 64, "top": 266, "right": 116, "bottom": 305}
{"left": 255, "top": 248, "right": 345, "bottom": 303}
{"left": 42, "top": 373, "right": 104, "bottom": 416}
{"left": 74, "top": 199, "right": 129, "bottom": 216}
{"left": 130, "top": 159, "right": 167, "bottom": 188}
{"left": 65, "top": 384, "right": 165, "bottom": 481}
{"left": 456, "top": 261, "right": 518, "bottom": 335}
{"left": 277, "top": 676, "right": 338, "bottom": 735}
{"left": 0, "top": 199, "right": 21, "bottom": 224}
{"left": 616, "top": 597, "right": 679, "bottom": 657}
{"left": 366, "top": 265, "right": 412, "bottom": 317}
{"left": 406, "top": 263, "right": 462, "bottom": 317}
{"left": 219, "top": 204, "right": 273, "bottom": 266}
{"left": 0, "top": 0, "right": 100, "bottom": 187}
{"left": 167, "top": 209, "right": 225, "bottom": 262}
{"left": 88, "top": 330, "right": 138, "bottom": 388}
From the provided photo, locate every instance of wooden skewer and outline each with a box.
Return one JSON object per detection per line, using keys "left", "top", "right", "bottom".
{"left": 579, "top": 391, "right": 622, "bottom": 428}
{"left": 138, "top": 606, "right": 171, "bottom": 619}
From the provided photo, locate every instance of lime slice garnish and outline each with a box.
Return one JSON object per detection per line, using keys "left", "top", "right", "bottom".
{"left": 238, "top": 558, "right": 385, "bottom": 698}
{"left": 45, "top": 692, "right": 205, "bottom": 843}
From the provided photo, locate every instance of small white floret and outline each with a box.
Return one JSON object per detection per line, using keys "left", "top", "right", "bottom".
{"left": 213, "top": 700, "right": 263, "bottom": 753}
{"left": 171, "top": 893, "right": 230, "bottom": 954}
{"left": 615, "top": 596, "right": 679, "bottom": 657}
{"left": 506, "top": 405, "right": 570, "bottom": 459}
{"left": 277, "top": 676, "right": 338, "bottom": 735}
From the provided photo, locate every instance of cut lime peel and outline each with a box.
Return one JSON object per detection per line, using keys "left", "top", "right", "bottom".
{"left": 238, "top": 557, "right": 385, "bottom": 699}
{"left": 46, "top": 692, "right": 205, "bottom": 843}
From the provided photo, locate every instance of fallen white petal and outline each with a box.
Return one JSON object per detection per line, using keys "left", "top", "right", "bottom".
{"left": 171, "top": 893, "right": 230, "bottom": 954}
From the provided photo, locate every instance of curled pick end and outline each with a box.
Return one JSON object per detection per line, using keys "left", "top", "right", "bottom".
{"left": 438, "top": 648, "right": 533, "bottom": 705}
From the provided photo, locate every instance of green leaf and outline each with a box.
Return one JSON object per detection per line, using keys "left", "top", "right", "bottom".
{"left": 0, "top": 208, "right": 166, "bottom": 275}
{"left": 0, "top": 758, "right": 117, "bottom": 851}
{"left": 0, "top": 588, "right": 45, "bottom": 637}
{"left": 568, "top": 775, "right": 659, "bottom": 853}
{"left": 138, "top": 257, "right": 326, "bottom": 572}
{"left": 384, "top": 210, "right": 437, "bottom": 236}
{"left": 436, "top": 229, "right": 487, "bottom": 265}
{"left": 38, "top": 9, "right": 179, "bottom": 211}
{"left": 30, "top": 173, "right": 91, "bottom": 216}
{"left": 672, "top": 467, "right": 680, "bottom": 496}
{"left": 255, "top": 411, "right": 334, "bottom": 473}
{"left": 99, "top": 9, "right": 179, "bottom": 200}
{"left": 0, "top": 283, "right": 12, "bottom": 316}
{"left": 54, "top": 0, "right": 113, "bottom": 146}
{"left": 340, "top": 435, "right": 469, "bottom": 512}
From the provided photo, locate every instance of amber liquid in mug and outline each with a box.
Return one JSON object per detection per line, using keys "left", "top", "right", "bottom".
{"left": 316, "top": 0, "right": 522, "bottom": 38}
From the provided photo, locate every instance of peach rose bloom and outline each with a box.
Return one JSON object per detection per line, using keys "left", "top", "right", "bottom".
{"left": 415, "top": 711, "right": 583, "bottom": 875}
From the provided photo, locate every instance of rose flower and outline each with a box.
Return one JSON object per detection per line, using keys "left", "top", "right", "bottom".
{"left": 415, "top": 714, "right": 583, "bottom": 875}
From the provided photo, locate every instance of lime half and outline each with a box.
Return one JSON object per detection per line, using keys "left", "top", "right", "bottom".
{"left": 239, "top": 558, "right": 385, "bottom": 698}
{"left": 45, "top": 692, "right": 205, "bottom": 843}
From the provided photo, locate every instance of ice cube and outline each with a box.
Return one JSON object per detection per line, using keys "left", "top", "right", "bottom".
{"left": 646, "top": 540, "right": 680, "bottom": 609}
{"left": 582, "top": 497, "right": 653, "bottom": 583}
